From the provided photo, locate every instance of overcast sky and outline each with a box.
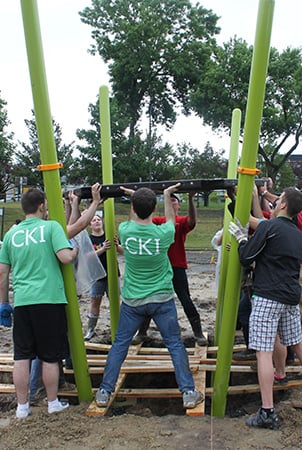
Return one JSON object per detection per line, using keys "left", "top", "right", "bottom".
{"left": 1, "top": 0, "right": 301, "bottom": 155}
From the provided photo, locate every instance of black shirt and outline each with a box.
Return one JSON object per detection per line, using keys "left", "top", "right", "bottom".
{"left": 238, "top": 216, "right": 302, "bottom": 305}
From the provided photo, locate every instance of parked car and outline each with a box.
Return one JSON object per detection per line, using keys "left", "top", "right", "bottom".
{"left": 120, "top": 196, "right": 131, "bottom": 204}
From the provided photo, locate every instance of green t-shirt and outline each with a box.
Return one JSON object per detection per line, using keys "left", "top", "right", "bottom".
{"left": 118, "top": 220, "right": 175, "bottom": 305}
{"left": 0, "top": 217, "right": 71, "bottom": 307}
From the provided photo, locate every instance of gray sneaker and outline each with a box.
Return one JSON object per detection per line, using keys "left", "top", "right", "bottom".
{"left": 96, "top": 388, "right": 111, "bottom": 407}
{"left": 183, "top": 390, "right": 204, "bottom": 409}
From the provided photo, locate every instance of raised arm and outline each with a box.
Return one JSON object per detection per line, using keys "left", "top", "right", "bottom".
{"left": 67, "top": 183, "right": 103, "bottom": 239}
{"left": 164, "top": 183, "right": 181, "bottom": 224}
{"left": 67, "top": 191, "right": 81, "bottom": 225}
{"left": 120, "top": 187, "right": 135, "bottom": 221}
{"left": 187, "top": 191, "right": 197, "bottom": 228}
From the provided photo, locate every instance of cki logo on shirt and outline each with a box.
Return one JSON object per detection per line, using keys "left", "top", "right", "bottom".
{"left": 11, "top": 226, "right": 46, "bottom": 247}
{"left": 125, "top": 237, "right": 161, "bottom": 255}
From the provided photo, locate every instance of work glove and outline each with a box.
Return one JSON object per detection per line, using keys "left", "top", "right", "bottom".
{"left": 229, "top": 218, "right": 249, "bottom": 244}
{"left": 0, "top": 303, "right": 14, "bottom": 327}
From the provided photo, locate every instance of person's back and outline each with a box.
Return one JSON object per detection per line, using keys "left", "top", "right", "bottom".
{"left": 239, "top": 215, "right": 302, "bottom": 305}
{"left": 119, "top": 220, "right": 174, "bottom": 302}
{"left": 3, "top": 217, "right": 68, "bottom": 306}
{"left": 0, "top": 188, "right": 78, "bottom": 419}
{"left": 135, "top": 191, "right": 207, "bottom": 346}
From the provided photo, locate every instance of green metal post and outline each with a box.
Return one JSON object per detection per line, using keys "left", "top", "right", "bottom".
{"left": 20, "top": 0, "right": 92, "bottom": 401}
{"left": 212, "top": 0, "right": 275, "bottom": 417}
{"left": 99, "top": 86, "right": 120, "bottom": 341}
{"left": 214, "top": 108, "right": 241, "bottom": 345}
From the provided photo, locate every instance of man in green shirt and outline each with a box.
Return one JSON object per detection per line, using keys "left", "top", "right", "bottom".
{"left": 0, "top": 188, "right": 78, "bottom": 418}
{"left": 95, "top": 183, "right": 203, "bottom": 410}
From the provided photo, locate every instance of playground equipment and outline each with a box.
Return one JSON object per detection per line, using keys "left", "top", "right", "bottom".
{"left": 64, "top": 177, "right": 267, "bottom": 200}
{"left": 18, "top": 0, "right": 275, "bottom": 416}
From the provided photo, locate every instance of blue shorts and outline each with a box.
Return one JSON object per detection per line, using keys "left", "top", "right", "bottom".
{"left": 249, "top": 295, "right": 302, "bottom": 351}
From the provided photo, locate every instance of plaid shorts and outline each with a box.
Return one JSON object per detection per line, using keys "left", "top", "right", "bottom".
{"left": 249, "top": 295, "right": 302, "bottom": 351}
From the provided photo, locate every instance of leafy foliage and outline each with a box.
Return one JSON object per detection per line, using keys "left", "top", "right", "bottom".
{"left": 80, "top": 0, "right": 220, "bottom": 138}
{"left": 0, "top": 94, "right": 15, "bottom": 198}
{"left": 76, "top": 98, "right": 180, "bottom": 183}
{"left": 13, "top": 111, "right": 77, "bottom": 188}
{"left": 190, "top": 38, "right": 302, "bottom": 182}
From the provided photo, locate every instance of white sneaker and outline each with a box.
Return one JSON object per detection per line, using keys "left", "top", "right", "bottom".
{"left": 16, "top": 406, "right": 31, "bottom": 419}
{"left": 48, "top": 400, "right": 69, "bottom": 414}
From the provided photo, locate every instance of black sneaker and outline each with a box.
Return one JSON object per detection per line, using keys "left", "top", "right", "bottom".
{"left": 246, "top": 408, "right": 281, "bottom": 430}
{"left": 195, "top": 333, "right": 208, "bottom": 346}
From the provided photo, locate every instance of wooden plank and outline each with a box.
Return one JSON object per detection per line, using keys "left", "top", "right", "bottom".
{"left": 3, "top": 376, "right": 302, "bottom": 400}
{"left": 0, "top": 383, "right": 16, "bottom": 393}
{"left": 205, "top": 378, "right": 302, "bottom": 396}
{"left": 0, "top": 344, "right": 258, "bottom": 358}
{"left": 186, "top": 339, "right": 207, "bottom": 417}
{"left": 85, "top": 343, "right": 143, "bottom": 417}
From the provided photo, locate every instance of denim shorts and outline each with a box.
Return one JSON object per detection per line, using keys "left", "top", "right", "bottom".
{"left": 249, "top": 295, "right": 302, "bottom": 351}
{"left": 89, "top": 278, "right": 108, "bottom": 298}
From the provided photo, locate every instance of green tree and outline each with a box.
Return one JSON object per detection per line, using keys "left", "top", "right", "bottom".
{"left": 80, "top": 0, "right": 219, "bottom": 139}
{"left": 0, "top": 94, "right": 15, "bottom": 198}
{"left": 13, "top": 110, "right": 77, "bottom": 188}
{"left": 190, "top": 39, "right": 302, "bottom": 183}
{"left": 174, "top": 142, "right": 227, "bottom": 179}
{"left": 76, "top": 98, "right": 179, "bottom": 183}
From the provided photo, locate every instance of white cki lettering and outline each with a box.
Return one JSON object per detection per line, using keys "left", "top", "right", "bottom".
{"left": 125, "top": 237, "right": 160, "bottom": 255}
{"left": 12, "top": 226, "right": 46, "bottom": 247}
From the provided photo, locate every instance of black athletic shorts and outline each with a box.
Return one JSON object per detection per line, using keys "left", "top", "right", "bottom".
{"left": 13, "top": 304, "right": 68, "bottom": 362}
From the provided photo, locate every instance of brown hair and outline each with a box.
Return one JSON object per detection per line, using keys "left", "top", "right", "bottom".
{"left": 283, "top": 187, "right": 302, "bottom": 217}
{"left": 21, "top": 188, "right": 45, "bottom": 214}
{"left": 131, "top": 188, "right": 156, "bottom": 219}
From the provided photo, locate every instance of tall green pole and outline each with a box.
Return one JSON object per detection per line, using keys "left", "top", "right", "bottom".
{"left": 20, "top": 0, "right": 92, "bottom": 401}
{"left": 212, "top": 0, "right": 275, "bottom": 417}
{"left": 99, "top": 86, "right": 120, "bottom": 341}
{"left": 214, "top": 108, "right": 241, "bottom": 345}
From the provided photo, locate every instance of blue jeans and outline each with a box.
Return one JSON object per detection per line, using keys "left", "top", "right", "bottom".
{"left": 30, "top": 357, "right": 43, "bottom": 398}
{"left": 101, "top": 299, "right": 195, "bottom": 394}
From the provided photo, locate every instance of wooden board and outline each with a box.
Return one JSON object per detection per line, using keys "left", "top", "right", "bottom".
{"left": 186, "top": 339, "right": 207, "bottom": 417}
{"left": 85, "top": 343, "right": 143, "bottom": 417}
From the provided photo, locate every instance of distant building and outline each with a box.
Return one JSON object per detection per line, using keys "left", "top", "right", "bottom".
{"left": 288, "top": 154, "right": 302, "bottom": 179}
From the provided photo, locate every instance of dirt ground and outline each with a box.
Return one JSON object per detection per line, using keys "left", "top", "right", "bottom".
{"left": 1, "top": 251, "right": 302, "bottom": 449}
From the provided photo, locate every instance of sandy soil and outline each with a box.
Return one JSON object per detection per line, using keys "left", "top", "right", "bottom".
{"left": 1, "top": 251, "right": 302, "bottom": 449}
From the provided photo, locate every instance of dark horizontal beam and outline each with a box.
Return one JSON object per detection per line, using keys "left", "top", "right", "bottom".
{"left": 64, "top": 178, "right": 266, "bottom": 200}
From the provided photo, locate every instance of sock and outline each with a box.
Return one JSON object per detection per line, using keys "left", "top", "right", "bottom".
{"left": 261, "top": 407, "right": 274, "bottom": 416}
{"left": 48, "top": 398, "right": 60, "bottom": 408}
{"left": 17, "top": 402, "right": 29, "bottom": 410}
{"left": 274, "top": 372, "right": 286, "bottom": 380}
